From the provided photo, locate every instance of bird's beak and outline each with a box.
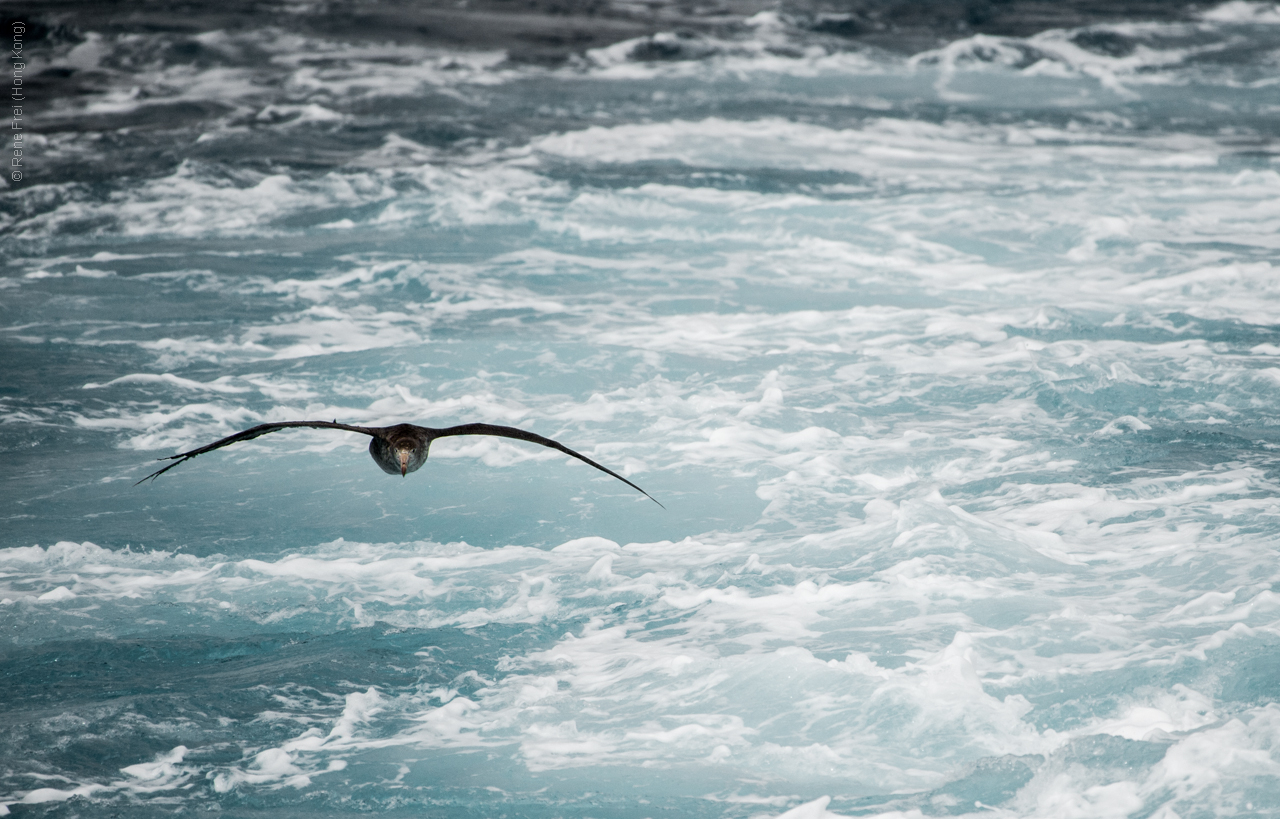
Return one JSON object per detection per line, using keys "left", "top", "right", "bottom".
{"left": 399, "top": 449, "right": 409, "bottom": 477}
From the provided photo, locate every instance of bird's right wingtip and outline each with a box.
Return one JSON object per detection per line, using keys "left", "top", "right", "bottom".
{"left": 134, "top": 455, "right": 184, "bottom": 486}
{"left": 634, "top": 486, "right": 665, "bottom": 506}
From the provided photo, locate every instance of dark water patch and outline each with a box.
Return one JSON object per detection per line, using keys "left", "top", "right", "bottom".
{"left": 0, "top": 15, "right": 81, "bottom": 47}
{"left": 40, "top": 100, "right": 238, "bottom": 136}
{"left": 1001, "top": 662, "right": 1189, "bottom": 735}
{"left": 1009, "top": 310, "right": 1280, "bottom": 349}
{"left": 639, "top": 285, "right": 948, "bottom": 316}
{"left": 0, "top": 338, "right": 147, "bottom": 420}
{"left": 0, "top": 622, "right": 577, "bottom": 812}
{"left": 915, "top": 753, "right": 1044, "bottom": 814}
{"left": 1069, "top": 29, "right": 1137, "bottom": 58}
{"left": 1050, "top": 733, "right": 1169, "bottom": 776}
{"left": 806, "top": 0, "right": 1197, "bottom": 41}
{"left": 25, "top": 66, "right": 114, "bottom": 114}
{"left": 801, "top": 12, "right": 877, "bottom": 39}
{"left": 541, "top": 158, "right": 873, "bottom": 198}
{"left": 202, "top": 766, "right": 758, "bottom": 819}
{"left": 1211, "top": 635, "right": 1280, "bottom": 707}
{"left": 1085, "top": 427, "right": 1277, "bottom": 476}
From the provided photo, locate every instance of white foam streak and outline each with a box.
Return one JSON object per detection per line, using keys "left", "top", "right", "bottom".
{"left": 15, "top": 161, "right": 398, "bottom": 240}
{"left": 1202, "top": 1, "right": 1280, "bottom": 23}
{"left": 212, "top": 689, "right": 377, "bottom": 792}
{"left": 83, "top": 373, "right": 252, "bottom": 393}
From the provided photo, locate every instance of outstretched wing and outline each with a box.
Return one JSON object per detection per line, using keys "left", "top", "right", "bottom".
{"left": 428, "top": 423, "right": 663, "bottom": 507}
{"left": 136, "top": 421, "right": 380, "bottom": 484}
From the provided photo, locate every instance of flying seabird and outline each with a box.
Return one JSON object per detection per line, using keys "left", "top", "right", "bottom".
{"left": 137, "top": 420, "right": 662, "bottom": 506}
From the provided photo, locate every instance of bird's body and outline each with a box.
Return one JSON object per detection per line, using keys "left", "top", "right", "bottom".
{"left": 368, "top": 423, "right": 432, "bottom": 476}
{"left": 137, "top": 420, "right": 661, "bottom": 506}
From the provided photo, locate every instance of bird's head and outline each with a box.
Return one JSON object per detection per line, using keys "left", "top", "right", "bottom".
{"left": 369, "top": 427, "right": 430, "bottom": 478}
{"left": 390, "top": 436, "right": 429, "bottom": 477}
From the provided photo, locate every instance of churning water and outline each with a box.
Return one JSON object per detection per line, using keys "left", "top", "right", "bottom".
{"left": 4, "top": 2, "right": 1280, "bottom": 816}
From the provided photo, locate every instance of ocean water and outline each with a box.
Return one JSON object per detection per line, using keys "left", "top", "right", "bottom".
{"left": 4, "top": 1, "right": 1280, "bottom": 816}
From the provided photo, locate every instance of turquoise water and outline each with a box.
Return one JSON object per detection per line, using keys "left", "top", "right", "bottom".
{"left": 4, "top": 3, "right": 1280, "bottom": 816}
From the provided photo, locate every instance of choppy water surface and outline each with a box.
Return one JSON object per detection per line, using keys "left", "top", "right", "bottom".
{"left": 4, "top": 2, "right": 1280, "bottom": 816}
